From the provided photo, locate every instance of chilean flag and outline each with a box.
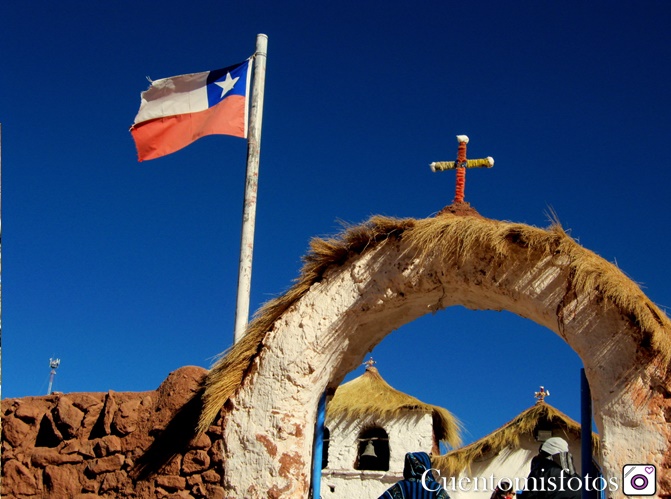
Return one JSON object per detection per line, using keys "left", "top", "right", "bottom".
{"left": 130, "top": 59, "right": 251, "bottom": 161}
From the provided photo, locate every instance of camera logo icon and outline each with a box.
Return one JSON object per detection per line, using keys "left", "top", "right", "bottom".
{"left": 623, "top": 464, "right": 656, "bottom": 496}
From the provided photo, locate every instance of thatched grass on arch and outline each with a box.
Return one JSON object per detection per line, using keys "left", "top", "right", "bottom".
{"left": 197, "top": 213, "right": 671, "bottom": 434}
{"left": 197, "top": 216, "right": 416, "bottom": 433}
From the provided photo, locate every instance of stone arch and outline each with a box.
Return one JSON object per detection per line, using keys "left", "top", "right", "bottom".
{"left": 198, "top": 212, "right": 671, "bottom": 497}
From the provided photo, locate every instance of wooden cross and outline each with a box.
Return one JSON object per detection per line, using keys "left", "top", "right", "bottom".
{"left": 534, "top": 386, "right": 550, "bottom": 404}
{"left": 430, "top": 135, "right": 494, "bottom": 204}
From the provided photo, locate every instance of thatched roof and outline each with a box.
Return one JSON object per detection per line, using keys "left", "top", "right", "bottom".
{"left": 197, "top": 211, "right": 671, "bottom": 433}
{"left": 326, "top": 366, "right": 462, "bottom": 448}
{"left": 431, "top": 402, "right": 599, "bottom": 476}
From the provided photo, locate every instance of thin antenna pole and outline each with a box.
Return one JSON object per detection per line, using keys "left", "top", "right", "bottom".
{"left": 47, "top": 358, "right": 60, "bottom": 395}
{"left": 233, "top": 34, "right": 268, "bottom": 343}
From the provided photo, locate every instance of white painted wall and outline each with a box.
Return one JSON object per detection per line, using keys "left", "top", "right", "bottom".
{"left": 321, "top": 412, "right": 435, "bottom": 498}
{"left": 320, "top": 470, "right": 401, "bottom": 499}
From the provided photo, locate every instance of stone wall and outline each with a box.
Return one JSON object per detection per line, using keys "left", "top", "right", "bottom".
{"left": 1, "top": 366, "right": 226, "bottom": 498}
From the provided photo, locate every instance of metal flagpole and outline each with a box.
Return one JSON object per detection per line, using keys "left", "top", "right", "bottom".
{"left": 233, "top": 34, "right": 268, "bottom": 344}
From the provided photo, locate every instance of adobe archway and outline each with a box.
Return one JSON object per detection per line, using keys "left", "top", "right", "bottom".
{"left": 200, "top": 213, "right": 671, "bottom": 497}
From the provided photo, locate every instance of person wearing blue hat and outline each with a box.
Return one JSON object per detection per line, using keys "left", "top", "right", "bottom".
{"left": 378, "top": 452, "right": 449, "bottom": 499}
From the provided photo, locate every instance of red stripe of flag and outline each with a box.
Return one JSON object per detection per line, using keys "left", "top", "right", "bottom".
{"left": 131, "top": 95, "right": 246, "bottom": 162}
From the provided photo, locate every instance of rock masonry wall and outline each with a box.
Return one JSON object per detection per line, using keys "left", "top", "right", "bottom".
{"left": 1, "top": 366, "right": 225, "bottom": 498}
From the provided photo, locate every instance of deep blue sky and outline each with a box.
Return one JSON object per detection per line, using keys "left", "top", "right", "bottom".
{"left": 2, "top": 2, "right": 670, "bottom": 446}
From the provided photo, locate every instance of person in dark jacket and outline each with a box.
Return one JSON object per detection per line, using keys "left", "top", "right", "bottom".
{"left": 518, "top": 437, "right": 581, "bottom": 499}
{"left": 378, "top": 452, "right": 449, "bottom": 499}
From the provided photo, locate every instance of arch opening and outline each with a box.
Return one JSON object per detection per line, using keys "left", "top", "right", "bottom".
{"left": 354, "top": 307, "right": 587, "bottom": 446}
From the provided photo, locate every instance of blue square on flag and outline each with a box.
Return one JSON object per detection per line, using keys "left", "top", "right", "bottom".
{"left": 207, "top": 61, "right": 250, "bottom": 108}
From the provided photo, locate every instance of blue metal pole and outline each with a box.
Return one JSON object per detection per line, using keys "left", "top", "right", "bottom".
{"left": 312, "top": 392, "right": 326, "bottom": 499}
{"left": 581, "top": 368, "right": 594, "bottom": 499}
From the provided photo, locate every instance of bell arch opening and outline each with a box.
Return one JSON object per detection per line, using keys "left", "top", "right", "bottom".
{"left": 356, "top": 426, "right": 390, "bottom": 471}
{"left": 198, "top": 214, "right": 671, "bottom": 497}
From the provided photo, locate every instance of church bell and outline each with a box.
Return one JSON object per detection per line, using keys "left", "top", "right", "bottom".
{"left": 361, "top": 440, "right": 377, "bottom": 458}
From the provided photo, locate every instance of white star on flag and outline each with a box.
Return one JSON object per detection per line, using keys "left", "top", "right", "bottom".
{"left": 215, "top": 72, "right": 240, "bottom": 98}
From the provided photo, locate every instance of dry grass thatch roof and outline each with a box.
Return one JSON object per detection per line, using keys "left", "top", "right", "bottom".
{"left": 326, "top": 366, "right": 461, "bottom": 448}
{"left": 197, "top": 212, "right": 671, "bottom": 433}
{"left": 431, "top": 402, "right": 599, "bottom": 476}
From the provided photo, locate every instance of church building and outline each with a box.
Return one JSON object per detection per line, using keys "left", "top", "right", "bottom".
{"left": 319, "top": 362, "right": 597, "bottom": 499}
{"left": 319, "top": 359, "right": 461, "bottom": 498}
{"left": 432, "top": 391, "right": 598, "bottom": 498}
